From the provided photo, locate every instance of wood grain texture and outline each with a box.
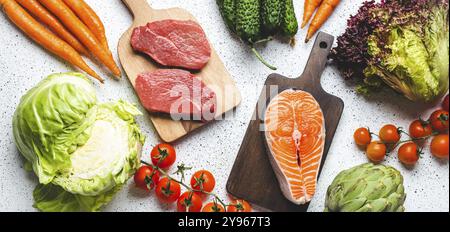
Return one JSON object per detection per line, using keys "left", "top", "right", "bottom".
{"left": 226, "top": 32, "right": 344, "bottom": 212}
{"left": 118, "top": 0, "right": 241, "bottom": 142}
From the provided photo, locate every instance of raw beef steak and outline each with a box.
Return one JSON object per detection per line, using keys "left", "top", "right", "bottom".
{"left": 131, "top": 20, "right": 211, "bottom": 70}
{"left": 135, "top": 69, "right": 216, "bottom": 121}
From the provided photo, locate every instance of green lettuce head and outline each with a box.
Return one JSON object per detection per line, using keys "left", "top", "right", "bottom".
{"left": 13, "top": 73, "right": 145, "bottom": 212}
{"left": 331, "top": 0, "right": 449, "bottom": 102}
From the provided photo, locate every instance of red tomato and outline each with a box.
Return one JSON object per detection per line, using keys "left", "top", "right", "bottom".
{"left": 202, "top": 202, "right": 225, "bottom": 212}
{"left": 398, "top": 142, "right": 420, "bottom": 166}
{"left": 443, "top": 95, "right": 449, "bottom": 112}
{"left": 190, "top": 170, "right": 216, "bottom": 194}
{"left": 133, "top": 166, "right": 160, "bottom": 191}
{"left": 155, "top": 177, "right": 181, "bottom": 204}
{"left": 151, "top": 144, "right": 176, "bottom": 169}
{"left": 409, "top": 120, "right": 432, "bottom": 139}
{"left": 429, "top": 110, "right": 449, "bottom": 133}
{"left": 354, "top": 128, "right": 372, "bottom": 146}
{"left": 430, "top": 134, "right": 449, "bottom": 159}
{"left": 366, "top": 141, "right": 387, "bottom": 163}
{"left": 227, "top": 200, "right": 252, "bottom": 212}
{"left": 379, "top": 124, "right": 401, "bottom": 144}
{"left": 177, "top": 192, "right": 203, "bottom": 212}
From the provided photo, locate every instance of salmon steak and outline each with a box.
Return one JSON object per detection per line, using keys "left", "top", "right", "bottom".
{"left": 264, "top": 89, "right": 325, "bottom": 205}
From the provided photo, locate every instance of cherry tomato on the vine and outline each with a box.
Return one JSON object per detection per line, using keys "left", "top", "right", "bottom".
{"left": 177, "top": 192, "right": 203, "bottom": 212}
{"left": 354, "top": 127, "right": 372, "bottom": 146}
{"left": 227, "top": 199, "right": 252, "bottom": 212}
{"left": 398, "top": 142, "right": 420, "bottom": 166}
{"left": 134, "top": 166, "right": 160, "bottom": 191}
{"left": 429, "top": 110, "right": 449, "bottom": 133}
{"left": 366, "top": 141, "right": 387, "bottom": 163}
{"left": 202, "top": 202, "right": 225, "bottom": 212}
{"left": 155, "top": 177, "right": 181, "bottom": 204}
{"left": 409, "top": 120, "right": 432, "bottom": 139}
{"left": 190, "top": 170, "right": 216, "bottom": 195}
{"left": 379, "top": 124, "right": 401, "bottom": 144}
{"left": 430, "top": 134, "right": 449, "bottom": 159}
{"left": 151, "top": 144, "right": 176, "bottom": 169}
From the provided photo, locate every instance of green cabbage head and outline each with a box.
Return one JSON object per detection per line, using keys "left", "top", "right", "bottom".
{"left": 13, "top": 73, "right": 145, "bottom": 212}
{"left": 325, "top": 163, "right": 406, "bottom": 212}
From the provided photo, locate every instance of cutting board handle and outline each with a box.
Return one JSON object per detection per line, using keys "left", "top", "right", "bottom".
{"left": 122, "top": 0, "right": 153, "bottom": 18}
{"left": 298, "top": 32, "right": 334, "bottom": 91}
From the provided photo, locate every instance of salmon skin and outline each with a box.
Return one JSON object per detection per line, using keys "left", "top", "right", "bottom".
{"left": 264, "top": 89, "right": 325, "bottom": 205}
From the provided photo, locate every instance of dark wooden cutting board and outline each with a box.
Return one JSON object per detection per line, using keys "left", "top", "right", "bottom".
{"left": 226, "top": 32, "right": 344, "bottom": 212}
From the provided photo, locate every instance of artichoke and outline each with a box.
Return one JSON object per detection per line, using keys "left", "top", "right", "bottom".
{"left": 325, "top": 163, "right": 406, "bottom": 212}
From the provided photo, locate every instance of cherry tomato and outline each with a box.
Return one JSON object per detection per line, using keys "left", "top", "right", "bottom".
{"left": 398, "top": 142, "right": 420, "bottom": 166}
{"left": 227, "top": 199, "right": 252, "bottom": 212}
{"left": 366, "top": 141, "right": 387, "bottom": 163}
{"left": 202, "top": 202, "right": 225, "bottom": 212}
{"left": 134, "top": 166, "right": 160, "bottom": 191}
{"left": 430, "top": 134, "right": 449, "bottom": 159}
{"left": 155, "top": 177, "right": 181, "bottom": 204}
{"left": 409, "top": 119, "right": 432, "bottom": 139}
{"left": 354, "top": 128, "right": 372, "bottom": 146}
{"left": 177, "top": 192, "right": 203, "bottom": 212}
{"left": 379, "top": 124, "right": 401, "bottom": 144}
{"left": 443, "top": 95, "right": 449, "bottom": 112}
{"left": 151, "top": 144, "right": 176, "bottom": 169}
{"left": 190, "top": 170, "right": 216, "bottom": 195}
{"left": 429, "top": 110, "right": 449, "bottom": 133}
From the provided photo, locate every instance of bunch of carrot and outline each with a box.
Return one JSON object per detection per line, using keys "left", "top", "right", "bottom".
{"left": 302, "top": 0, "right": 341, "bottom": 43}
{"left": 0, "top": 0, "right": 121, "bottom": 83}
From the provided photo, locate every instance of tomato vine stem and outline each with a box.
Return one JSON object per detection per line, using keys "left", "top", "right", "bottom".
{"left": 379, "top": 131, "right": 439, "bottom": 152}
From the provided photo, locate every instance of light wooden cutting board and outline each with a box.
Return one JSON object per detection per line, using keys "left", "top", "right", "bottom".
{"left": 118, "top": 0, "right": 241, "bottom": 142}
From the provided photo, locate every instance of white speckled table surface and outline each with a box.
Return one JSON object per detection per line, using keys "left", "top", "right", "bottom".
{"left": 0, "top": 0, "right": 448, "bottom": 212}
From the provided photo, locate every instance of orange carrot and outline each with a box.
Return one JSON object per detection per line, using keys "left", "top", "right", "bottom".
{"left": 38, "top": 0, "right": 121, "bottom": 77}
{"left": 1, "top": 0, "right": 103, "bottom": 82}
{"left": 305, "top": 0, "right": 340, "bottom": 43}
{"left": 62, "top": 0, "right": 110, "bottom": 52}
{"left": 15, "top": 0, "right": 89, "bottom": 56}
{"left": 301, "top": 0, "right": 323, "bottom": 28}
